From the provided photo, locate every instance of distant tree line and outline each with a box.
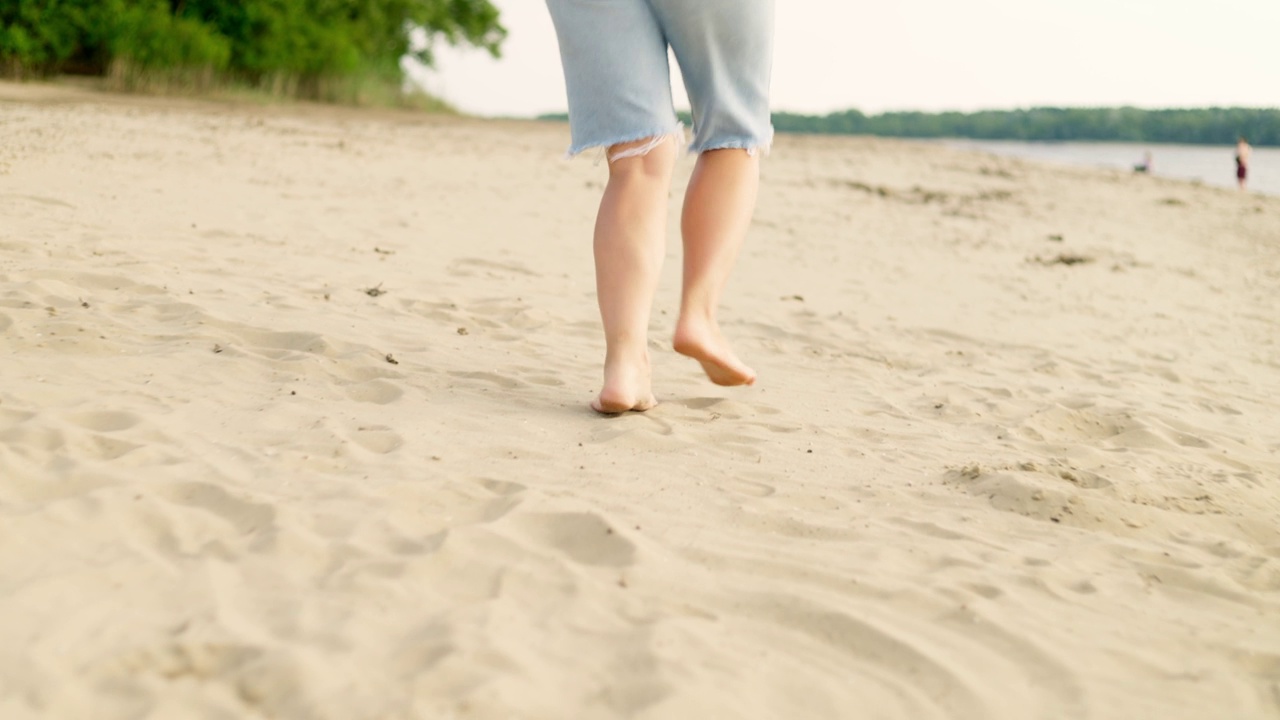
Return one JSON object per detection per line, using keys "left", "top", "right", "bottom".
{"left": 0, "top": 0, "right": 504, "bottom": 102}
{"left": 772, "top": 107, "right": 1279, "bottom": 146}
{"left": 539, "top": 107, "right": 1278, "bottom": 146}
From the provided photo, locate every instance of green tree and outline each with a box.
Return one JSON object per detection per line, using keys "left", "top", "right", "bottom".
{"left": 1, "top": 0, "right": 505, "bottom": 101}
{"left": 767, "top": 106, "right": 1280, "bottom": 147}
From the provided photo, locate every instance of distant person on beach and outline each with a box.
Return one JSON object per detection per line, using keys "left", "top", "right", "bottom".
{"left": 1133, "top": 151, "right": 1152, "bottom": 173}
{"left": 1236, "top": 136, "right": 1252, "bottom": 190}
{"left": 545, "top": 0, "right": 775, "bottom": 413}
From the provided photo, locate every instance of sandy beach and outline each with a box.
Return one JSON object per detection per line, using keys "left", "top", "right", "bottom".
{"left": 1, "top": 81, "right": 1278, "bottom": 719}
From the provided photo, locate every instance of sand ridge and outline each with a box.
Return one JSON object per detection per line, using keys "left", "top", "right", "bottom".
{"left": 1, "top": 81, "right": 1278, "bottom": 719}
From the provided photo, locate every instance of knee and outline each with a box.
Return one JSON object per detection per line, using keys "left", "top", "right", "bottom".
{"left": 607, "top": 135, "right": 677, "bottom": 181}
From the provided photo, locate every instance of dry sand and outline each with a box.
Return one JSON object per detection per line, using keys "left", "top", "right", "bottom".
{"left": 1, "top": 81, "right": 1278, "bottom": 719}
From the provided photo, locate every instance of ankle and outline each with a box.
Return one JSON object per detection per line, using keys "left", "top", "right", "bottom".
{"left": 676, "top": 306, "right": 716, "bottom": 332}
{"left": 604, "top": 343, "right": 650, "bottom": 367}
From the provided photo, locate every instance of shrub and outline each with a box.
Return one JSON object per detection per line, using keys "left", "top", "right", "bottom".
{"left": 107, "top": 1, "right": 230, "bottom": 90}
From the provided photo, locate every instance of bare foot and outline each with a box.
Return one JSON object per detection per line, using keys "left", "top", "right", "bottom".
{"left": 673, "top": 317, "right": 756, "bottom": 386}
{"left": 592, "top": 354, "right": 658, "bottom": 414}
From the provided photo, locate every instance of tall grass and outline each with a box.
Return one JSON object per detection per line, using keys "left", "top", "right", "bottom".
{"left": 102, "top": 3, "right": 229, "bottom": 92}
{"left": 93, "top": 63, "right": 456, "bottom": 111}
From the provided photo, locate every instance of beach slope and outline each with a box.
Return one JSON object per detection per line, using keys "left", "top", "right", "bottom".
{"left": 1, "top": 82, "right": 1278, "bottom": 719}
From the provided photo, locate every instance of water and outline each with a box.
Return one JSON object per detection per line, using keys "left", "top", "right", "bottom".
{"left": 942, "top": 139, "right": 1280, "bottom": 197}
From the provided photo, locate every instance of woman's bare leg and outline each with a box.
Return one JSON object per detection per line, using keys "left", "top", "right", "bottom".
{"left": 591, "top": 137, "right": 677, "bottom": 413}
{"left": 673, "top": 148, "right": 759, "bottom": 386}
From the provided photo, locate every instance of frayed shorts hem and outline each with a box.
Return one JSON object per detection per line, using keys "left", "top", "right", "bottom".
{"left": 564, "top": 125, "right": 774, "bottom": 161}
{"left": 564, "top": 123, "right": 686, "bottom": 162}
{"left": 691, "top": 131, "right": 775, "bottom": 156}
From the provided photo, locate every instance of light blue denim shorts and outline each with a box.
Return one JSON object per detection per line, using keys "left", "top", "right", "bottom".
{"left": 545, "top": 0, "right": 775, "bottom": 159}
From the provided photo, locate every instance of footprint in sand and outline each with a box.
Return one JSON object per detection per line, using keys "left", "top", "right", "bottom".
{"left": 514, "top": 512, "right": 637, "bottom": 568}
{"left": 4, "top": 194, "right": 75, "bottom": 209}
{"left": 477, "top": 478, "right": 526, "bottom": 497}
{"left": 449, "top": 370, "right": 524, "bottom": 390}
{"left": 399, "top": 298, "right": 463, "bottom": 323}
{"left": 232, "top": 328, "right": 332, "bottom": 355}
{"left": 721, "top": 476, "right": 776, "bottom": 498}
{"left": 343, "top": 380, "right": 403, "bottom": 405}
{"left": 448, "top": 257, "right": 538, "bottom": 278}
{"left": 67, "top": 410, "right": 141, "bottom": 433}
{"left": 85, "top": 434, "right": 144, "bottom": 461}
{"left": 154, "top": 481, "right": 277, "bottom": 537}
{"left": 347, "top": 425, "right": 404, "bottom": 455}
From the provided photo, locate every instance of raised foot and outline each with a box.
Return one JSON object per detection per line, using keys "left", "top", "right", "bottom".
{"left": 673, "top": 324, "right": 756, "bottom": 387}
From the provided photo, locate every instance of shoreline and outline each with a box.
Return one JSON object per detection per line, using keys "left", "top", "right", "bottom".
{"left": 939, "top": 137, "right": 1279, "bottom": 196}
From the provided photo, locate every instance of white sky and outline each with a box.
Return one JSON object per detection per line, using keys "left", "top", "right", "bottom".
{"left": 408, "top": 0, "right": 1280, "bottom": 117}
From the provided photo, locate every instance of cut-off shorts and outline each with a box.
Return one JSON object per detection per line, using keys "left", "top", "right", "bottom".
{"left": 545, "top": 0, "right": 775, "bottom": 159}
